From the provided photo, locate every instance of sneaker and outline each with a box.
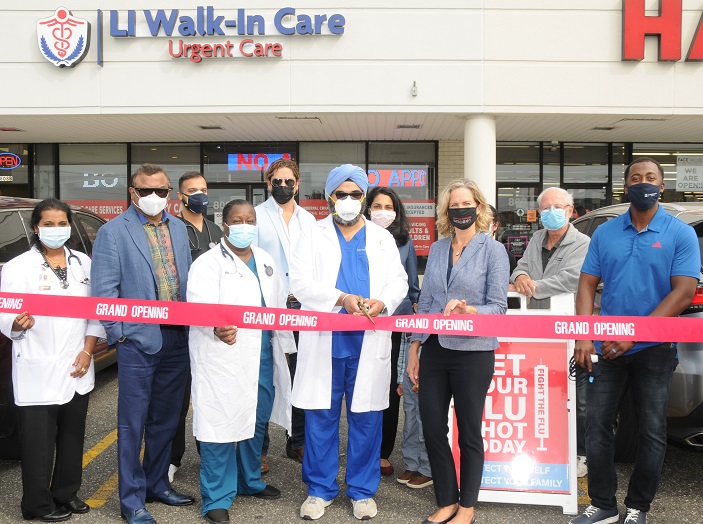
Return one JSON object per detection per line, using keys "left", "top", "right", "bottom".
{"left": 352, "top": 498, "right": 377, "bottom": 520}
{"left": 407, "top": 474, "right": 433, "bottom": 489}
{"left": 300, "top": 496, "right": 333, "bottom": 520}
{"left": 577, "top": 456, "right": 588, "bottom": 478}
{"left": 396, "top": 470, "right": 418, "bottom": 485}
{"left": 624, "top": 508, "right": 647, "bottom": 523}
{"left": 168, "top": 464, "right": 178, "bottom": 484}
{"left": 569, "top": 505, "right": 619, "bottom": 524}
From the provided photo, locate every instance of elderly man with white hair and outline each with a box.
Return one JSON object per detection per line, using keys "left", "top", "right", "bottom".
{"left": 290, "top": 164, "right": 408, "bottom": 521}
{"left": 509, "top": 186, "right": 591, "bottom": 475}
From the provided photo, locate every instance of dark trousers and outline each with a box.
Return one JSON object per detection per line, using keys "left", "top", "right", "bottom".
{"left": 381, "top": 330, "right": 402, "bottom": 460}
{"left": 170, "top": 373, "right": 192, "bottom": 467}
{"left": 262, "top": 299, "right": 305, "bottom": 455}
{"left": 19, "top": 392, "right": 90, "bottom": 517}
{"left": 117, "top": 326, "right": 190, "bottom": 515}
{"left": 419, "top": 336, "right": 494, "bottom": 508}
{"left": 586, "top": 343, "right": 677, "bottom": 513}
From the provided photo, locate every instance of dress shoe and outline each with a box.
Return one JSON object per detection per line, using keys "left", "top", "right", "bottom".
{"left": 285, "top": 446, "right": 304, "bottom": 463}
{"left": 204, "top": 508, "right": 229, "bottom": 523}
{"left": 121, "top": 507, "right": 157, "bottom": 524}
{"left": 380, "top": 460, "right": 394, "bottom": 476}
{"left": 55, "top": 497, "right": 89, "bottom": 514}
{"left": 261, "top": 454, "right": 269, "bottom": 475}
{"left": 251, "top": 485, "right": 281, "bottom": 500}
{"left": 21, "top": 508, "right": 72, "bottom": 522}
{"left": 421, "top": 507, "right": 460, "bottom": 524}
{"left": 146, "top": 489, "right": 195, "bottom": 506}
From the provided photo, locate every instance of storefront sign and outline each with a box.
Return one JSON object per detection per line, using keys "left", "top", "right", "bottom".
{"left": 676, "top": 155, "right": 703, "bottom": 190}
{"left": 227, "top": 152, "right": 292, "bottom": 171}
{"left": 0, "top": 152, "right": 22, "bottom": 170}
{"left": 405, "top": 201, "right": 435, "bottom": 256}
{"left": 37, "top": 7, "right": 90, "bottom": 67}
{"left": 622, "top": 0, "right": 703, "bottom": 61}
{"left": 367, "top": 169, "right": 427, "bottom": 188}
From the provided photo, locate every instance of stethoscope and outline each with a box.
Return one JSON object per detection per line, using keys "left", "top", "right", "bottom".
{"left": 185, "top": 219, "right": 216, "bottom": 252}
{"left": 219, "top": 242, "right": 273, "bottom": 277}
{"left": 41, "top": 247, "right": 90, "bottom": 289}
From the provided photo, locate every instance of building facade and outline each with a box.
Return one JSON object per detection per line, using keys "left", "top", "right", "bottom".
{"left": 2, "top": 0, "right": 703, "bottom": 259}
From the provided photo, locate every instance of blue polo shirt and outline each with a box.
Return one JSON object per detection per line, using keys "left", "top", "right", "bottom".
{"left": 581, "top": 205, "right": 700, "bottom": 356}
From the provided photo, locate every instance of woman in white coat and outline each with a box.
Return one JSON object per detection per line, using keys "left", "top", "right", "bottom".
{"left": 187, "top": 199, "right": 294, "bottom": 524}
{"left": 0, "top": 198, "right": 105, "bottom": 522}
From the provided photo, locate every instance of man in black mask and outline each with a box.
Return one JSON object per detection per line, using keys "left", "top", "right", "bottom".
{"left": 170, "top": 171, "right": 223, "bottom": 483}
{"left": 255, "top": 158, "right": 317, "bottom": 473}
{"left": 571, "top": 157, "right": 700, "bottom": 524}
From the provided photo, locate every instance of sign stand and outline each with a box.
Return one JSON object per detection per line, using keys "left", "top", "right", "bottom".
{"left": 448, "top": 293, "right": 578, "bottom": 515}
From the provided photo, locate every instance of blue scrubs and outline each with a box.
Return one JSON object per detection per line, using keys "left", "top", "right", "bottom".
{"left": 303, "top": 224, "right": 383, "bottom": 501}
{"left": 199, "top": 255, "right": 275, "bottom": 515}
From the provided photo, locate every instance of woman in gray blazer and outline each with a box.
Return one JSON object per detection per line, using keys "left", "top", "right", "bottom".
{"left": 407, "top": 179, "right": 509, "bottom": 524}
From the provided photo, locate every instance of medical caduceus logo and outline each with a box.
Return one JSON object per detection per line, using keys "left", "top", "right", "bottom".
{"left": 37, "top": 7, "right": 90, "bottom": 67}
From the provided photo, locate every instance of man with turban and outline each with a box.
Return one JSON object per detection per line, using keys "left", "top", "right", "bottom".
{"left": 290, "top": 165, "right": 408, "bottom": 520}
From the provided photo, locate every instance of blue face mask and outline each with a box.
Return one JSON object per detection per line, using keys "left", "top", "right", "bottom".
{"left": 540, "top": 207, "right": 568, "bottom": 231}
{"left": 626, "top": 183, "right": 661, "bottom": 211}
{"left": 183, "top": 191, "right": 208, "bottom": 214}
{"left": 226, "top": 224, "right": 257, "bottom": 248}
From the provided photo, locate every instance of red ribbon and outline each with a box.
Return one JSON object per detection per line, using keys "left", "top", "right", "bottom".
{"left": 1, "top": 292, "right": 702, "bottom": 342}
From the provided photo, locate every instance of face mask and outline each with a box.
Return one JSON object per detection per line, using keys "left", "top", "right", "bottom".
{"left": 271, "top": 185, "right": 295, "bottom": 205}
{"left": 334, "top": 196, "right": 363, "bottom": 222}
{"left": 38, "top": 227, "right": 71, "bottom": 249}
{"left": 183, "top": 191, "right": 208, "bottom": 214}
{"left": 226, "top": 224, "right": 257, "bottom": 248}
{"left": 135, "top": 192, "right": 168, "bottom": 216}
{"left": 540, "top": 207, "right": 568, "bottom": 231}
{"left": 627, "top": 183, "right": 661, "bottom": 211}
{"left": 448, "top": 207, "right": 477, "bottom": 230}
{"left": 370, "top": 209, "right": 396, "bottom": 229}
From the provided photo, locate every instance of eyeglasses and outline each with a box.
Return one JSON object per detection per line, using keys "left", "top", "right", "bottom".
{"left": 334, "top": 191, "right": 365, "bottom": 200}
{"left": 539, "top": 204, "right": 569, "bottom": 213}
{"left": 271, "top": 178, "right": 296, "bottom": 188}
{"left": 133, "top": 187, "right": 172, "bottom": 198}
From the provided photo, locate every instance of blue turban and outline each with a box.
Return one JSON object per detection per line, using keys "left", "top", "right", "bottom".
{"left": 325, "top": 164, "right": 369, "bottom": 198}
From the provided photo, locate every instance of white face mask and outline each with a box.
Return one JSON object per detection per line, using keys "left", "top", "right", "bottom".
{"left": 334, "top": 196, "right": 363, "bottom": 222}
{"left": 370, "top": 209, "right": 396, "bottom": 229}
{"left": 135, "top": 192, "right": 168, "bottom": 216}
{"left": 38, "top": 227, "right": 71, "bottom": 249}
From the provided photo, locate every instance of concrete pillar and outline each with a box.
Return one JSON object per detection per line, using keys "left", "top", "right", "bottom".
{"left": 464, "top": 115, "right": 496, "bottom": 206}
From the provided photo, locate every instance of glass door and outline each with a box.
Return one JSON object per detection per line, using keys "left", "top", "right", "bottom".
{"left": 207, "top": 183, "right": 267, "bottom": 227}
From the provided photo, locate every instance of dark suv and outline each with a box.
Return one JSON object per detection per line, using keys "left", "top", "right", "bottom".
{"left": 572, "top": 202, "right": 703, "bottom": 460}
{"left": 0, "top": 196, "right": 116, "bottom": 459}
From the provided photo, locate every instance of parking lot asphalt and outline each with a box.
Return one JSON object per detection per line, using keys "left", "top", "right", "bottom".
{"left": 0, "top": 365, "right": 701, "bottom": 524}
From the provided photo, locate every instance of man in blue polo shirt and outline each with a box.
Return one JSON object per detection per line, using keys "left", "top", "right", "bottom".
{"left": 570, "top": 157, "right": 700, "bottom": 524}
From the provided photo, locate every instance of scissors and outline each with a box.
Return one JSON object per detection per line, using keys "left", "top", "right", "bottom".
{"left": 356, "top": 296, "right": 375, "bottom": 326}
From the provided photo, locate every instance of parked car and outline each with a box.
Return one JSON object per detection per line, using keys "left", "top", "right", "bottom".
{"left": 0, "top": 196, "right": 116, "bottom": 459}
{"left": 572, "top": 202, "right": 703, "bottom": 460}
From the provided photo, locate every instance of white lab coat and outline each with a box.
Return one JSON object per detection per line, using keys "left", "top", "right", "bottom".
{"left": 290, "top": 216, "right": 408, "bottom": 413}
{"left": 187, "top": 242, "right": 294, "bottom": 443}
{"left": 0, "top": 246, "right": 105, "bottom": 406}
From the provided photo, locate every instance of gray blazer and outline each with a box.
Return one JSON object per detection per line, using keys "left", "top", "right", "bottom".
{"left": 90, "top": 205, "right": 192, "bottom": 353}
{"left": 412, "top": 233, "right": 509, "bottom": 351}
{"left": 510, "top": 224, "right": 590, "bottom": 309}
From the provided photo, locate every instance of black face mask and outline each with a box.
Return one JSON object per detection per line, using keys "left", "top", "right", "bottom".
{"left": 448, "top": 207, "right": 478, "bottom": 230}
{"left": 626, "top": 183, "right": 661, "bottom": 211}
{"left": 271, "top": 185, "right": 295, "bottom": 205}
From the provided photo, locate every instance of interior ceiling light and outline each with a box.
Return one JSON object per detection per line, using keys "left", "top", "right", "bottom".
{"left": 0, "top": 127, "right": 26, "bottom": 132}
{"left": 396, "top": 124, "right": 422, "bottom": 129}
{"left": 199, "top": 125, "right": 223, "bottom": 130}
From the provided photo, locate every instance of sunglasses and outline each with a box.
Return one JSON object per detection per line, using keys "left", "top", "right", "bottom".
{"left": 133, "top": 187, "right": 172, "bottom": 198}
{"left": 271, "top": 178, "right": 296, "bottom": 188}
{"left": 334, "top": 191, "right": 365, "bottom": 201}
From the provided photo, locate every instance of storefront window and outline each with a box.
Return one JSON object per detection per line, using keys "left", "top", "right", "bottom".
{"left": 203, "top": 142, "right": 296, "bottom": 183}
{"left": 543, "top": 142, "right": 560, "bottom": 186}
{"left": 496, "top": 186, "right": 540, "bottom": 259}
{"left": 368, "top": 142, "right": 436, "bottom": 258}
{"left": 298, "top": 142, "right": 365, "bottom": 220}
{"left": 34, "top": 144, "right": 56, "bottom": 199}
{"left": 0, "top": 144, "right": 30, "bottom": 197}
{"left": 496, "top": 142, "right": 540, "bottom": 183}
{"left": 632, "top": 143, "right": 703, "bottom": 203}
{"left": 563, "top": 143, "right": 608, "bottom": 184}
{"left": 59, "top": 144, "right": 128, "bottom": 220}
